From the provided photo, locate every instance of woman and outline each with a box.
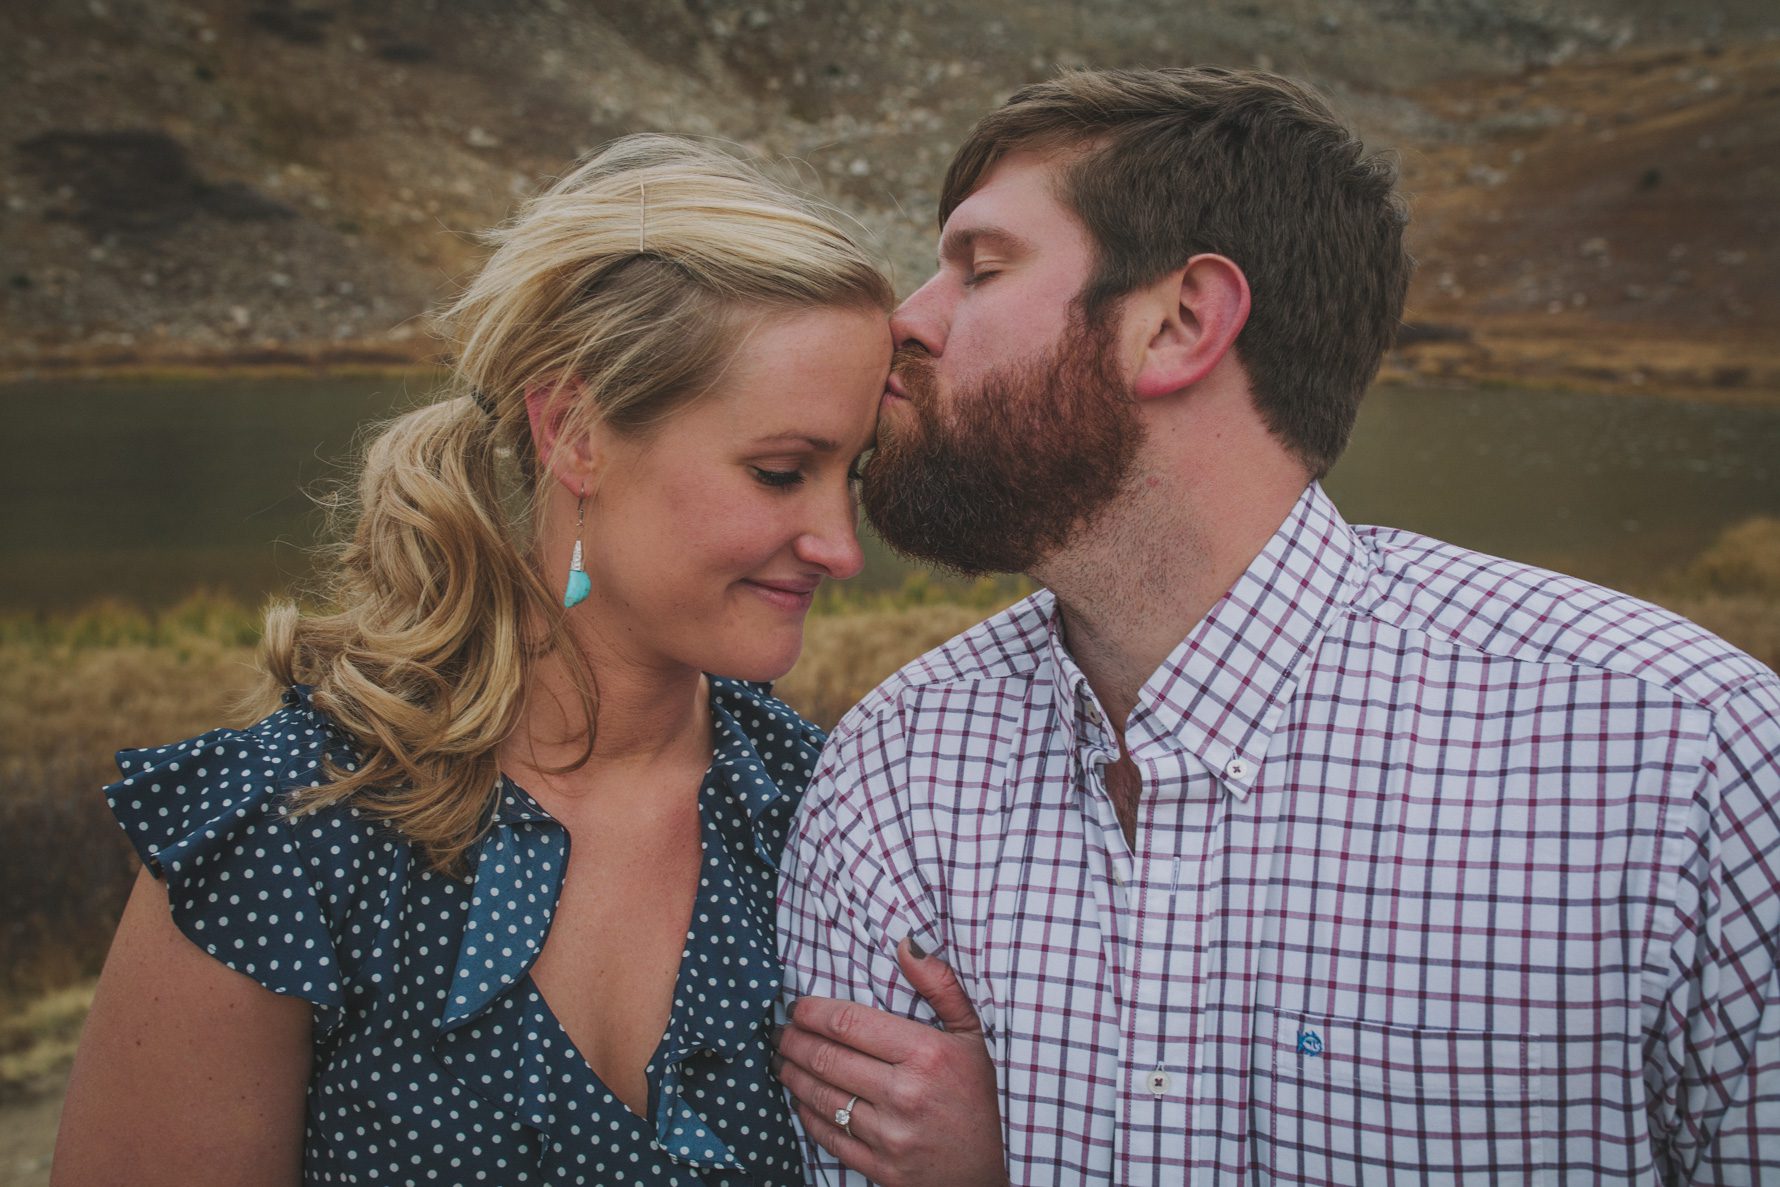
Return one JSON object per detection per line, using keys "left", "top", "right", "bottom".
{"left": 54, "top": 135, "right": 960, "bottom": 1185}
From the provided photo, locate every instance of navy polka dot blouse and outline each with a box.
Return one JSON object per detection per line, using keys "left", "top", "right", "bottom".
{"left": 103, "top": 678, "right": 821, "bottom": 1184}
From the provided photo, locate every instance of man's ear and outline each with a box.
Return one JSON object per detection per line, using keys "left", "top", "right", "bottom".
{"left": 1130, "top": 253, "right": 1252, "bottom": 401}
{"left": 524, "top": 378, "right": 598, "bottom": 492}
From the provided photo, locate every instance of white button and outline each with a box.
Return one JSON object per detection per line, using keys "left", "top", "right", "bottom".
{"left": 1111, "top": 864, "right": 1126, "bottom": 886}
{"left": 1224, "top": 758, "right": 1251, "bottom": 780}
{"left": 1145, "top": 1068, "right": 1171, "bottom": 1096}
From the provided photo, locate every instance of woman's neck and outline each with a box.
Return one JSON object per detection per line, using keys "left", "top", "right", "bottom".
{"left": 501, "top": 610, "right": 713, "bottom": 807}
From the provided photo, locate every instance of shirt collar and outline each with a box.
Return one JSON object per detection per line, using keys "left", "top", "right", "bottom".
{"left": 1044, "top": 481, "right": 1368, "bottom": 799}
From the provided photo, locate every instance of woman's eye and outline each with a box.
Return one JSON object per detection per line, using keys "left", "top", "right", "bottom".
{"left": 751, "top": 466, "right": 805, "bottom": 489}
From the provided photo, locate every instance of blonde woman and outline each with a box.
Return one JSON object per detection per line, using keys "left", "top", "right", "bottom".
{"left": 54, "top": 136, "right": 995, "bottom": 1185}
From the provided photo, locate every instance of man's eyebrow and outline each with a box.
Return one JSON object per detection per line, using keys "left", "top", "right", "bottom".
{"left": 937, "top": 225, "right": 1032, "bottom": 265}
{"left": 750, "top": 432, "right": 842, "bottom": 451}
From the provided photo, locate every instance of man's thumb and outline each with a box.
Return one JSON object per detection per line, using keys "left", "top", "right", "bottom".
{"left": 896, "top": 935, "right": 983, "bottom": 1036}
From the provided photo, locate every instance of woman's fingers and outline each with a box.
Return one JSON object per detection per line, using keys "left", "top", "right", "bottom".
{"left": 894, "top": 937, "right": 985, "bottom": 1036}
{"left": 793, "top": 1097, "right": 886, "bottom": 1185}
{"left": 777, "top": 1055, "right": 874, "bottom": 1142}
{"left": 775, "top": 1014, "right": 898, "bottom": 1104}
{"left": 788, "top": 994, "right": 934, "bottom": 1064}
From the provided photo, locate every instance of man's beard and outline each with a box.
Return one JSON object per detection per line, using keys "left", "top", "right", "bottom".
{"left": 861, "top": 309, "right": 1145, "bottom": 577}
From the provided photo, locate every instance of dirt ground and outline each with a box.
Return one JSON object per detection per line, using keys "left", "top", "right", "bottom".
{"left": 0, "top": 1070, "right": 63, "bottom": 1187}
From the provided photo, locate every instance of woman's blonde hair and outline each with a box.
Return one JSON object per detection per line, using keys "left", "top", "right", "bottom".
{"left": 258, "top": 135, "right": 892, "bottom": 875}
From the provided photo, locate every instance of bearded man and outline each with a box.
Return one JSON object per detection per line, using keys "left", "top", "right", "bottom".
{"left": 775, "top": 67, "right": 1780, "bottom": 1186}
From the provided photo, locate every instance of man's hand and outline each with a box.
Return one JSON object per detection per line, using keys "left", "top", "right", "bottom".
{"left": 774, "top": 937, "right": 1008, "bottom": 1187}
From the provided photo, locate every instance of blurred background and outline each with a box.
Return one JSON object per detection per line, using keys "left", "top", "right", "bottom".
{"left": 2, "top": 1, "right": 1778, "bottom": 1179}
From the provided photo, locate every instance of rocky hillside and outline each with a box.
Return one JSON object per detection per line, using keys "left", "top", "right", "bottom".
{"left": 2, "top": 0, "right": 1776, "bottom": 395}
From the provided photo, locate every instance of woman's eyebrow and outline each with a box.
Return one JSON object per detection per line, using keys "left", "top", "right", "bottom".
{"left": 750, "top": 433, "right": 840, "bottom": 451}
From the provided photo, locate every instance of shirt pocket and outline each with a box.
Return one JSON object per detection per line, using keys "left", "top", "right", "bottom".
{"left": 1258, "top": 1010, "right": 1552, "bottom": 1186}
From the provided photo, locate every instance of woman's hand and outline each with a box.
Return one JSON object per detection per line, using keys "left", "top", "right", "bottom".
{"left": 774, "top": 938, "right": 1009, "bottom": 1187}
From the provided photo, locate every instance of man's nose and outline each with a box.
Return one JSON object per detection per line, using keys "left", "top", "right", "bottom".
{"left": 890, "top": 271, "right": 948, "bottom": 356}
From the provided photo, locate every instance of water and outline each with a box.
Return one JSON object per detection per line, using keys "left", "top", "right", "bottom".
{"left": 2, "top": 376, "right": 1776, "bottom": 612}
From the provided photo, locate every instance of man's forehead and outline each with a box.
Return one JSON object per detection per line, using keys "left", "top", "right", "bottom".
{"left": 937, "top": 151, "right": 1090, "bottom": 261}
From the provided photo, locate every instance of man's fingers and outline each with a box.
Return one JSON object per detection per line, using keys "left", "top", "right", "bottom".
{"left": 790, "top": 994, "right": 932, "bottom": 1063}
{"left": 895, "top": 936, "right": 985, "bottom": 1037}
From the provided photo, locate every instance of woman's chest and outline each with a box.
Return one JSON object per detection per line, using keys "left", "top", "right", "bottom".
{"left": 530, "top": 819, "right": 706, "bottom": 1112}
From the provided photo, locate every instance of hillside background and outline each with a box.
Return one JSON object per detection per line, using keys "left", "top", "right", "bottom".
{"left": 3, "top": 0, "right": 1778, "bottom": 396}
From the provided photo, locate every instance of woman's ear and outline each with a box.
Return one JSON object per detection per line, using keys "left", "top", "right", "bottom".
{"left": 524, "top": 379, "right": 597, "bottom": 493}
{"left": 1130, "top": 253, "right": 1252, "bottom": 400}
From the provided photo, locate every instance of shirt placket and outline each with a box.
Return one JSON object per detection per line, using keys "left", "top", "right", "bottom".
{"left": 1081, "top": 733, "right": 1210, "bottom": 1184}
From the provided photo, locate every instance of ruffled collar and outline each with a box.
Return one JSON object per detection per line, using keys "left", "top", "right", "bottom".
{"left": 431, "top": 676, "right": 797, "bottom": 1171}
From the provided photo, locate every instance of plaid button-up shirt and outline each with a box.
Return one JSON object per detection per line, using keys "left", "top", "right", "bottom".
{"left": 779, "top": 482, "right": 1780, "bottom": 1185}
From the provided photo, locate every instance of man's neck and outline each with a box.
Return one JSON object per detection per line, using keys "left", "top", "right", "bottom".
{"left": 1035, "top": 414, "right": 1310, "bottom": 736}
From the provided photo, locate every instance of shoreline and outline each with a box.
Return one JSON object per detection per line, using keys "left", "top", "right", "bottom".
{"left": 3, "top": 334, "right": 1778, "bottom": 407}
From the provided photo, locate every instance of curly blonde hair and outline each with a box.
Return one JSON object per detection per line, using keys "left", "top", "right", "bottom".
{"left": 257, "top": 135, "right": 892, "bottom": 875}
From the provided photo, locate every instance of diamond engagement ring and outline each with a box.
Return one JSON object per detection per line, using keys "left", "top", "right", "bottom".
{"left": 834, "top": 1093, "right": 859, "bottom": 1138}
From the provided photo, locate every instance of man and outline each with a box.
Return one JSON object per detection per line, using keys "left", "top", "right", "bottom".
{"left": 774, "top": 67, "right": 1780, "bottom": 1184}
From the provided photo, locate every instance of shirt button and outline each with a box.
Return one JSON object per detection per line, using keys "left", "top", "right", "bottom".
{"left": 1145, "top": 1068, "right": 1171, "bottom": 1096}
{"left": 1224, "top": 757, "right": 1251, "bottom": 780}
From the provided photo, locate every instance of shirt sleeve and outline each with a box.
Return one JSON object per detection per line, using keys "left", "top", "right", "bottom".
{"left": 1647, "top": 673, "right": 1780, "bottom": 1185}
{"left": 776, "top": 706, "right": 942, "bottom": 1186}
{"left": 102, "top": 692, "right": 350, "bottom": 1037}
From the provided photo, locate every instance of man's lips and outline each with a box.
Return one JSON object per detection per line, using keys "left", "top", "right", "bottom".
{"left": 885, "top": 373, "right": 911, "bottom": 401}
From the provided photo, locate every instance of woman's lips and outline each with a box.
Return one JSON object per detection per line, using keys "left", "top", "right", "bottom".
{"left": 743, "top": 578, "right": 819, "bottom": 611}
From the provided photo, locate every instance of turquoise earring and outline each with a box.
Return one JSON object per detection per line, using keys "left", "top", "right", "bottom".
{"left": 563, "top": 494, "right": 591, "bottom": 609}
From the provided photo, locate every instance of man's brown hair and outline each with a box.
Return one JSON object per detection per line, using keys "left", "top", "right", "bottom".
{"left": 940, "top": 66, "right": 1412, "bottom": 476}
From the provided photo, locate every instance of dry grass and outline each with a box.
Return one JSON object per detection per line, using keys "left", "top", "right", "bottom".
{"left": 0, "top": 595, "right": 263, "bottom": 1014}
{"left": 0, "top": 981, "right": 93, "bottom": 1102}
{"left": 1636, "top": 517, "right": 1780, "bottom": 673}
{"left": 778, "top": 602, "right": 1001, "bottom": 730}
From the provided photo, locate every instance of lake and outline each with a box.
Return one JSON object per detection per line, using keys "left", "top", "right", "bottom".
{"left": 2, "top": 376, "right": 1777, "bottom": 613}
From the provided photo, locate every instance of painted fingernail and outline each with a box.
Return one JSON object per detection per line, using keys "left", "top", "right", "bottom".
{"left": 908, "top": 937, "right": 928, "bottom": 959}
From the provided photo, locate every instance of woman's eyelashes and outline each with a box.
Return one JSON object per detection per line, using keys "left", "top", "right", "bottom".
{"left": 751, "top": 453, "right": 870, "bottom": 491}
{"left": 751, "top": 465, "right": 805, "bottom": 489}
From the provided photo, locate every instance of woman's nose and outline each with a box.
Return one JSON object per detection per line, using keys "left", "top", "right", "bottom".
{"left": 795, "top": 491, "right": 865, "bottom": 582}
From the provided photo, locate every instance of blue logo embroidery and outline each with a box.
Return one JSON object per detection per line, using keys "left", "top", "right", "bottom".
{"left": 1297, "top": 1029, "right": 1325, "bottom": 1057}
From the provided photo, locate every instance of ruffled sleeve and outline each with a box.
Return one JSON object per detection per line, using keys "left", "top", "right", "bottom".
{"left": 102, "top": 688, "right": 348, "bottom": 1034}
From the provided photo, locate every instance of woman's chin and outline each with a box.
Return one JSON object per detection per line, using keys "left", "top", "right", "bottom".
{"left": 703, "top": 632, "right": 806, "bottom": 686}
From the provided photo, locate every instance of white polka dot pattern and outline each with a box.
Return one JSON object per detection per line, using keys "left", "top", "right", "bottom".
{"left": 103, "top": 679, "right": 822, "bottom": 1184}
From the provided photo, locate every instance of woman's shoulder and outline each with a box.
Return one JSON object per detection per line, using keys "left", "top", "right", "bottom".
{"left": 106, "top": 686, "right": 375, "bottom": 866}
{"left": 101, "top": 686, "right": 399, "bottom": 1024}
